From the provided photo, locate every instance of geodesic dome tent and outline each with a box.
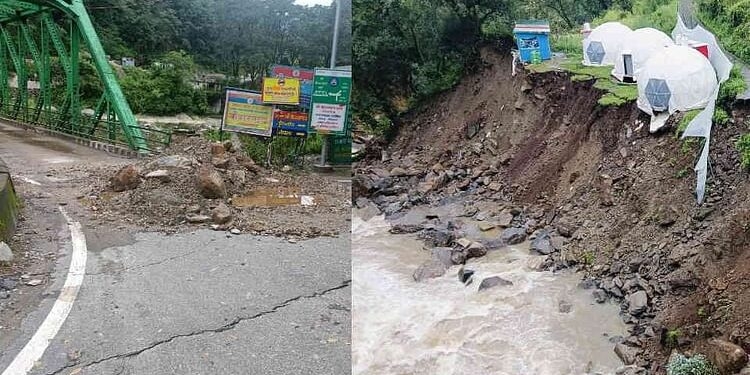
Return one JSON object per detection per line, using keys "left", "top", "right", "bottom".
{"left": 582, "top": 22, "right": 634, "bottom": 66}
{"left": 612, "top": 28, "right": 674, "bottom": 82}
{"left": 636, "top": 45, "right": 718, "bottom": 116}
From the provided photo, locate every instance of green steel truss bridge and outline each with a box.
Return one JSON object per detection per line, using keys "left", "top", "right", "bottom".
{"left": 0, "top": 0, "right": 170, "bottom": 154}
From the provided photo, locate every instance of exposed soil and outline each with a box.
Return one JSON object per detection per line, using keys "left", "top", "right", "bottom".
{"left": 83, "top": 135, "right": 351, "bottom": 238}
{"left": 354, "top": 47, "right": 750, "bottom": 373}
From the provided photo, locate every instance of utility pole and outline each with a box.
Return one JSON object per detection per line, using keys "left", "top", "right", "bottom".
{"left": 316, "top": 0, "right": 341, "bottom": 171}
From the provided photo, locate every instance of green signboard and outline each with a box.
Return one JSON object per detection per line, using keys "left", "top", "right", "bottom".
{"left": 309, "top": 68, "right": 352, "bottom": 135}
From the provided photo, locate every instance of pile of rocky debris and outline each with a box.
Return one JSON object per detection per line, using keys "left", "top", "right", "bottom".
{"left": 85, "top": 136, "right": 349, "bottom": 238}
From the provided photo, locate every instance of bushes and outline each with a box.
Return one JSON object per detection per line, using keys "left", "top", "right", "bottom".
{"left": 736, "top": 133, "right": 750, "bottom": 169}
{"left": 667, "top": 354, "right": 718, "bottom": 375}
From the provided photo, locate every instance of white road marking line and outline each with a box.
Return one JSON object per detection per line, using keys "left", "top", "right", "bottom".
{"left": 2, "top": 207, "right": 87, "bottom": 375}
{"left": 17, "top": 177, "right": 42, "bottom": 186}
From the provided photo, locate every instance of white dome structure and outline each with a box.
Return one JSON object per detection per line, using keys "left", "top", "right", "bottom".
{"left": 636, "top": 45, "right": 718, "bottom": 116}
{"left": 582, "top": 22, "right": 634, "bottom": 66}
{"left": 612, "top": 28, "right": 674, "bottom": 82}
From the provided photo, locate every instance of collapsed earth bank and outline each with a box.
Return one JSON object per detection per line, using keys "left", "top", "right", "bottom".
{"left": 354, "top": 48, "right": 750, "bottom": 374}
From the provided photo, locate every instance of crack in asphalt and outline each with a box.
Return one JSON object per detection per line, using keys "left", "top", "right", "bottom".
{"left": 46, "top": 280, "right": 351, "bottom": 375}
{"left": 86, "top": 248, "right": 204, "bottom": 277}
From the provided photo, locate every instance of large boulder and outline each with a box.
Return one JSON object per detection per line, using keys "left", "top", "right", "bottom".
{"left": 478, "top": 276, "right": 513, "bottom": 291}
{"left": 111, "top": 165, "right": 141, "bottom": 192}
{"left": 706, "top": 339, "right": 748, "bottom": 374}
{"left": 197, "top": 168, "right": 227, "bottom": 199}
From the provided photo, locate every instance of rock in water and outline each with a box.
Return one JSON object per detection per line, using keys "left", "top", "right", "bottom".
{"left": 431, "top": 247, "right": 454, "bottom": 267}
{"left": 413, "top": 260, "right": 447, "bottom": 282}
{"left": 614, "top": 343, "right": 637, "bottom": 365}
{"left": 197, "top": 168, "right": 227, "bottom": 199}
{"left": 186, "top": 214, "right": 211, "bottom": 224}
{"left": 706, "top": 339, "right": 748, "bottom": 374}
{"left": 466, "top": 241, "right": 488, "bottom": 258}
{"left": 478, "top": 276, "right": 513, "bottom": 291}
{"left": 501, "top": 228, "right": 527, "bottom": 245}
{"left": 458, "top": 267, "right": 475, "bottom": 284}
{"left": 110, "top": 165, "right": 141, "bottom": 192}
{"left": 211, "top": 203, "right": 233, "bottom": 224}
{"left": 0, "top": 242, "right": 13, "bottom": 262}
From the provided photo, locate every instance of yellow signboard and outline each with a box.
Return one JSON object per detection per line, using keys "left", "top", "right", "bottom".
{"left": 221, "top": 89, "right": 274, "bottom": 137}
{"left": 262, "top": 77, "right": 301, "bottom": 105}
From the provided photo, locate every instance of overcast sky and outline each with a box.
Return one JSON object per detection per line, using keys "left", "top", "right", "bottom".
{"left": 294, "top": 0, "right": 333, "bottom": 6}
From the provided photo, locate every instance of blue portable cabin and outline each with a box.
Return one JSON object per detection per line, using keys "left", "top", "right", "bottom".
{"left": 513, "top": 20, "right": 552, "bottom": 63}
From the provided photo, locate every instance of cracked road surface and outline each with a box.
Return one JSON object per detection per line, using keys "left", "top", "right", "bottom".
{"left": 3, "top": 228, "right": 351, "bottom": 375}
{"left": 0, "top": 124, "right": 352, "bottom": 375}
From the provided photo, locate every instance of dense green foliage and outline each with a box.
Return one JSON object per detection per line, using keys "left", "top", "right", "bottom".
{"left": 84, "top": 0, "right": 351, "bottom": 115}
{"left": 698, "top": 0, "right": 750, "bottom": 62}
{"left": 120, "top": 51, "right": 208, "bottom": 115}
{"left": 353, "top": 0, "right": 630, "bottom": 135}
{"left": 666, "top": 354, "right": 718, "bottom": 375}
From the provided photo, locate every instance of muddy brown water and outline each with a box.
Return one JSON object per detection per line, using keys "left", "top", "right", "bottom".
{"left": 352, "top": 214, "right": 627, "bottom": 375}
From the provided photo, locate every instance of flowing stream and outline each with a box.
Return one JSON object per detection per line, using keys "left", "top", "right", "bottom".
{"left": 352, "top": 214, "right": 628, "bottom": 375}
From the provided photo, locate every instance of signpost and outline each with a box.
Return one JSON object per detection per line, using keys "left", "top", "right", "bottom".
{"left": 271, "top": 65, "right": 314, "bottom": 108}
{"left": 261, "top": 77, "right": 301, "bottom": 105}
{"left": 273, "top": 109, "right": 309, "bottom": 138}
{"left": 309, "top": 68, "right": 351, "bottom": 135}
{"left": 220, "top": 88, "right": 274, "bottom": 138}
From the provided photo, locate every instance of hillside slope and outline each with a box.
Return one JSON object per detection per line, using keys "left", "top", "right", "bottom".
{"left": 354, "top": 47, "right": 750, "bottom": 373}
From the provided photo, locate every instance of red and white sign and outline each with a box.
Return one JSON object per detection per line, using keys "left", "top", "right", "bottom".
{"left": 310, "top": 103, "right": 347, "bottom": 133}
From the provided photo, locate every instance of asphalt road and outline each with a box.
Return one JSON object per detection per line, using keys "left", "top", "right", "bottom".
{"left": 0, "top": 124, "right": 352, "bottom": 375}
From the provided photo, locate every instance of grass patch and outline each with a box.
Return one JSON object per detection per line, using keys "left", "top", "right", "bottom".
{"left": 736, "top": 133, "right": 750, "bottom": 169}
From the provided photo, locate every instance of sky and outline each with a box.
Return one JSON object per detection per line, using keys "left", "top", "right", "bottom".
{"left": 294, "top": 0, "right": 333, "bottom": 6}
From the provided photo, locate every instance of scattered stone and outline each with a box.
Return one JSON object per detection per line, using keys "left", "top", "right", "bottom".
{"left": 478, "top": 276, "right": 513, "bottom": 291}
{"left": 413, "top": 260, "right": 447, "bottom": 282}
{"left": 431, "top": 247, "right": 454, "bottom": 267}
{"left": 212, "top": 157, "right": 231, "bottom": 169}
{"left": 614, "top": 343, "right": 637, "bottom": 365}
{"left": 390, "top": 167, "right": 408, "bottom": 177}
{"left": 148, "top": 155, "right": 194, "bottom": 169}
{"left": 186, "top": 205, "right": 201, "bottom": 214}
{"left": 456, "top": 238, "right": 472, "bottom": 248}
{"left": 197, "top": 168, "right": 227, "bottom": 199}
{"left": 230, "top": 229, "right": 241, "bottom": 235}
{"left": 478, "top": 222, "right": 497, "bottom": 231}
{"left": 496, "top": 212, "right": 514, "bottom": 227}
{"left": 211, "top": 203, "right": 233, "bottom": 224}
{"left": 0, "top": 290, "right": 8, "bottom": 299}
{"left": 626, "top": 291, "right": 648, "bottom": 315}
{"left": 26, "top": 279, "right": 43, "bottom": 287}
{"left": 466, "top": 241, "right": 488, "bottom": 258}
{"left": 210, "top": 143, "right": 226, "bottom": 156}
{"left": 0, "top": 242, "right": 13, "bottom": 262}
{"left": 615, "top": 365, "right": 647, "bottom": 375}
{"left": 110, "top": 165, "right": 141, "bottom": 192}
{"left": 530, "top": 231, "right": 553, "bottom": 255}
{"left": 389, "top": 224, "right": 422, "bottom": 234}
{"left": 145, "top": 169, "right": 170, "bottom": 182}
{"left": 186, "top": 214, "right": 211, "bottom": 224}
{"left": 593, "top": 289, "right": 608, "bottom": 303}
{"left": 555, "top": 221, "right": 577, "bottom": 237}
{"left": 706, "top": 339, "right": 748, "bottom": 374}
{"left": 501, "top": 227, "right": 527, "bottom": 245}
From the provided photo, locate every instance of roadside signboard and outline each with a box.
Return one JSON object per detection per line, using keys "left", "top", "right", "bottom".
{"left": 262, "top": 77, "right": 300, "bottom": 105}
{"left": 273, "top": 110, "right": 309, "bottom": 138}
{"left": 309, "top": 68, "right": 352, "bottom": 135}
{"left": 221, "top": 88, "right": 274, "bottom": 137}
{"left": 271, "top": 65, "right": 314, "bottom": 108}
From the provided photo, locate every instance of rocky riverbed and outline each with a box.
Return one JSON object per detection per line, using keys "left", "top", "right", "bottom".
{"left": 352, "top": 48, "right": 750, "bottom": 374}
